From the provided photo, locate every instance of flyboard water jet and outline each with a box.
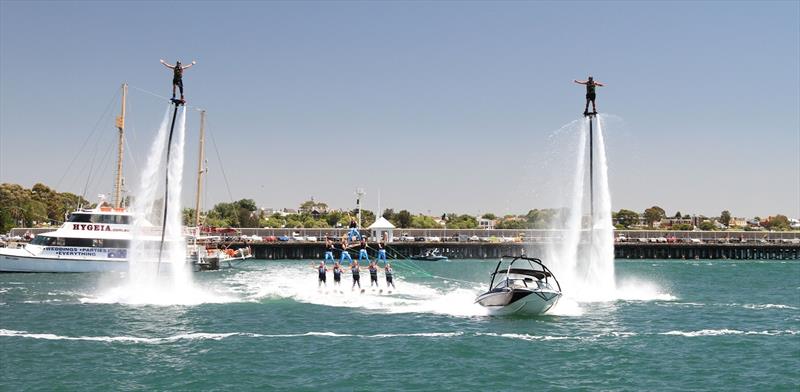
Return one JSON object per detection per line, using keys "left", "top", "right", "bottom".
{"left": 156, "top": 98, "right": 184, "bottom": 271}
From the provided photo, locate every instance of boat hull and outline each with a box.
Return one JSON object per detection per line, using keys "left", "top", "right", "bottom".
{"left": 476, "top": 289, "right": 561, "bottom": 316}
{"left": 0, "top": 249, "right": 127, "bottom": 273}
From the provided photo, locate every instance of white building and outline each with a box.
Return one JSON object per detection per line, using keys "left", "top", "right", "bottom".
{"left": 368, "top": 217, "right": 396, "bottom": 243}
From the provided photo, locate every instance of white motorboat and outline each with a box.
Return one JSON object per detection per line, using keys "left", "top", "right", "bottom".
{"left": 475, "top": 255, "right": 562, "bottom": 316}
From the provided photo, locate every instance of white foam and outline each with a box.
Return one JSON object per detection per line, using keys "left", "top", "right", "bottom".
{"left": 223, "top": 263, "right": 490, "bottom": 317}
{"left": 660, "top": 329, "right": 798, "bottom": 337}
{"left": 742, "top": 304, "right": 797, "bottom": 310}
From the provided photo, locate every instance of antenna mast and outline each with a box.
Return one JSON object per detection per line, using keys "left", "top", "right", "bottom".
{"left": 194, "top": 110, "right": 207, "bottom": 227}
{"left": 113, "top": 83, "right": 127, "bottom": 208}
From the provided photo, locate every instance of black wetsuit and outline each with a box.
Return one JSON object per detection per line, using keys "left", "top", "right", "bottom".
{"left": 385, "top": 267, "right": 394, "bottom": 287}
{"left": 173, "top": 67, "right": 184, "bottom": 96}
{"left": 333, "top": 266, "right": 342, "bottom": 283}
{"left": 369, "top": 265, "right": 378, "bottom": 285}
{"left": 318, "top": 266, "right": 326, "bottom": 283}
{"left": 351, "top": 266, "right": 361, "bottom": 288}
{"left": 585, "top": 81, "right": 596, "bottom": 101}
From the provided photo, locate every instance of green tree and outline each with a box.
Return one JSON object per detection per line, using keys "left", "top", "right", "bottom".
{"left": 496, "top": 219, "right": 527, "bottom": 229}
{"left": 643, "top": 206, "right": 666, "bottom": 228}
{"left": 698, "top": 220, "right": 716, "bottom": 231}
{"left": 411, "top": 215, "right": 440, "bottom": 228}
{"left": 481, "top": 213, "right": 497, "bottom": 220}
{"left": 446, "top": 214, "right": 479, "bottom": 229}
{"left": 719, "top": 210, "right": 731, "bottom": 227}
{"left": 615, "top": 209, "right": 639, "bottom": 228}
{"left": 396, "top": 210, "right": 412, "bottom": 228}
{"left": 765, "top": 215, "right": 791, "bottom": 231}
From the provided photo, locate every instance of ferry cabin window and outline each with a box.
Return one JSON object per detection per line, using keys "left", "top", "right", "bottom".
{"left": 64, "top": 238, "right": 93, "bottom": 247}
{"left": 31, "top": 236, "right": 58, "bottom": 246}
{"left": 67, "top": 214, "right": 131, "bottom": 224}
{"left": 68, "top": 213, "right": 92, "bottom": 223}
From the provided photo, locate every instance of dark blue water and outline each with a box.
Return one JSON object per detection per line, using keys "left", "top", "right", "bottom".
{"left": 1, "top": 259, "right": 798, "bottom": 391}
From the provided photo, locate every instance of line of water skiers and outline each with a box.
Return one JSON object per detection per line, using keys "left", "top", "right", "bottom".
{"left": 312, "top": 225, "right": 395, "bottom": 290}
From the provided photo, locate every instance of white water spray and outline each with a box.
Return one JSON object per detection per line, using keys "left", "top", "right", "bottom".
{"left": 93, "top": 104, "right": 208, "bottom": 305}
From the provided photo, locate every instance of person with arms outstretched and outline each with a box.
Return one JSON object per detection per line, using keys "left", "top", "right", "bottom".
{"left": 160, "top": 59, "right": 196, "bottom": 101}
{"left": 573, "top": 76, "right": 604, "bottom": 115}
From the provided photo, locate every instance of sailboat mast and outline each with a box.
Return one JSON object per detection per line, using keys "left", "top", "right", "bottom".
{"left": 194, "top": 110, "right": 206, "bottom": 227}
{"left": 113, "top": 83, "right": 127, "bottom": 208}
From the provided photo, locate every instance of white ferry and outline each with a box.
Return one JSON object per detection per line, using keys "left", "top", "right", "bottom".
{"left": 0, "top": 205, "right": 252, "bottom": 273}
{"left": 0, "top": 206, "right": 135, "bottom": 272}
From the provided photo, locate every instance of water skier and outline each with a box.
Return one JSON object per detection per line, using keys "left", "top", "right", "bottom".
{"left": 313, "top": 261, "right": 328, "bottom": 288}
{"left": 368, "top": 261, "right": 379, "bottom": 288}
{"left": 324, "top": 238, "right": 336, "bottom": 262}
{"left": 385, "top": 263, "right": 396, "bottom": 289}
{"left": 348, "top": 217, "right": 361, "bottom": 241}
{"left": 377, "top": 234, "right": 387, "bottom": 263}
{"left": 160, "top": 59, "right": 196, "bottom": 101}
{"left": 358, "top": 238, "right": 370, "bottom": 262}
{"left": 332, "top": 261, "right": 343, "bottom": 289}
{"left": 573, "top": 76, "right": 605, "bottom": 115}
{"left": 339, "top": 238, "right": 353, "bottom": 263}
{"left": 350, "top": 260, "right": 362, "bottom": 290}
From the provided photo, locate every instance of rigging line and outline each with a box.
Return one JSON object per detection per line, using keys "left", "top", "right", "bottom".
{"left": 55, "top": 88, "right": 120, "bottom": 190}
{"left": 206, "top": 121, "right": 236, "bottom": 203}
{"left": 79, "top": 132, "right": 106, "bottom": 203}
{"left": 129, "top": 84, "right": 200, "bottom": 110}
{"left": 87, "top": 137, "right": 117, "bottom": 200}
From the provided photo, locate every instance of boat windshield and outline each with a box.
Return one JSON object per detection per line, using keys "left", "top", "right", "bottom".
{"left": 493, "top": 277, "right": 534, "bottom": 290}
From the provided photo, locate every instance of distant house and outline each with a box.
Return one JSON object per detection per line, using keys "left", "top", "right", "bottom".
{"left": 729, "top": 217, "right": 747, "bottom": 228}
{"left": 790, "top": 218, "right": 800, "bottom": 229}
{"left": 479, "top": 218, "right": 496, "bottom": 230}
{"left": 657, "top": 218, "right": 693, "bottom": 228}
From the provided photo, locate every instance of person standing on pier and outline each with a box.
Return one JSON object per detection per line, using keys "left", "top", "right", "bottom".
{"left": 339, "top": 238, "right": 353, "bottom": 264}
{"left": 160, "top": 59, "right": 196, "bottom": 101}
{"left": 573, "top": 76, "right": 605, "bottom": 115}
{"left": 358, "top": 238, "right": 370, "bottom": 262}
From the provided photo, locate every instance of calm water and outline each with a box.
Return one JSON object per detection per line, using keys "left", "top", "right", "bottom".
{"left": 1, "top": 259, "right": 798, "bottom": 391}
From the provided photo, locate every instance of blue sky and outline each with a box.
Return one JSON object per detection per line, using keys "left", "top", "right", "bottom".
{"left": 1, "top": 1, "right": 798, "bottom": 218}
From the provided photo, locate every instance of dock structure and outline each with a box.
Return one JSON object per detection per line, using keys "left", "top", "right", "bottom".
{"left": 241, "top": 241, "right": 799, "bottom": 261}
{"left": 7, "top": 228, "right": 799, "bottom": 260}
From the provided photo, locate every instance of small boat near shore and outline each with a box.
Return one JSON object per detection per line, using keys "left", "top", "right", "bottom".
{"left": 410, "top": 248, "right": 448, "bottom": 261}
{"left": 475, "top": 255, "right": 562, "bottom": 316}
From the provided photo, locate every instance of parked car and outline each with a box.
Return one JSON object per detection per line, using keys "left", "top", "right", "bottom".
{"left": 306, "top": 236, "right": 318, "bottom": 242}
{"left": 277, "top": 235, "right": 290, "bottom": 242}
{"left": 263, "top": 236, "right": 277, "bottom": 242}
{"left": 427, "top": 236, "right": 441, "bottom": 242}
{"left": 414, "top": 237, "right": 426, "bottom": 242}
{"left": 469, "top": 235, "right": 480, "bottom": 242}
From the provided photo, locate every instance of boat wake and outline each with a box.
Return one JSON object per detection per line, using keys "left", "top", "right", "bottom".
{"left": 224, "top": 263, "right": 490, "bottom": 317}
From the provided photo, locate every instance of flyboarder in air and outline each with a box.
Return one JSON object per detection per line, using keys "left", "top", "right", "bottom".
{"left": 160, "top": 59, "right": 196, "bottom": 103}
{"left": 573, "top": 76, "right": 605, "bottom": 116}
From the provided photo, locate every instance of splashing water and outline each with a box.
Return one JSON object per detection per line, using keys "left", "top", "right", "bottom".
{"left": 92, "top": 104, "right": 207, "bottom": 305}
{"left": 544, "top": 115, "right": 670, "bottom": 304}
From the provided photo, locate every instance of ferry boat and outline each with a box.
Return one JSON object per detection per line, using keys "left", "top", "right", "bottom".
{"left": 0, "top": 205, "right": 136, "bottom": 272}
{"left": 0, "top": 204, "right": 252, "bottom": 273}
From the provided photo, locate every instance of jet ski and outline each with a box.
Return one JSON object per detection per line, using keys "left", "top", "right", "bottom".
{"left": 475, "top": 255, "right": 562, "bottom": 316}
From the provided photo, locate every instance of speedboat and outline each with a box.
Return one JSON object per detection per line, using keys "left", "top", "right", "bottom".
{"left": 410, "top": 249, "right": 448, "bottom": 261}
{"left": 475, "top": 255, "right": 562, "bottom": 316}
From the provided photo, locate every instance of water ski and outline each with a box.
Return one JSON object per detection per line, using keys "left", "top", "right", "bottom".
{"left": 360, "top": 289, "right": 365, "bottom": 294}
{"left": 171, "top": 98, "right": 185, "bottom": 106}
